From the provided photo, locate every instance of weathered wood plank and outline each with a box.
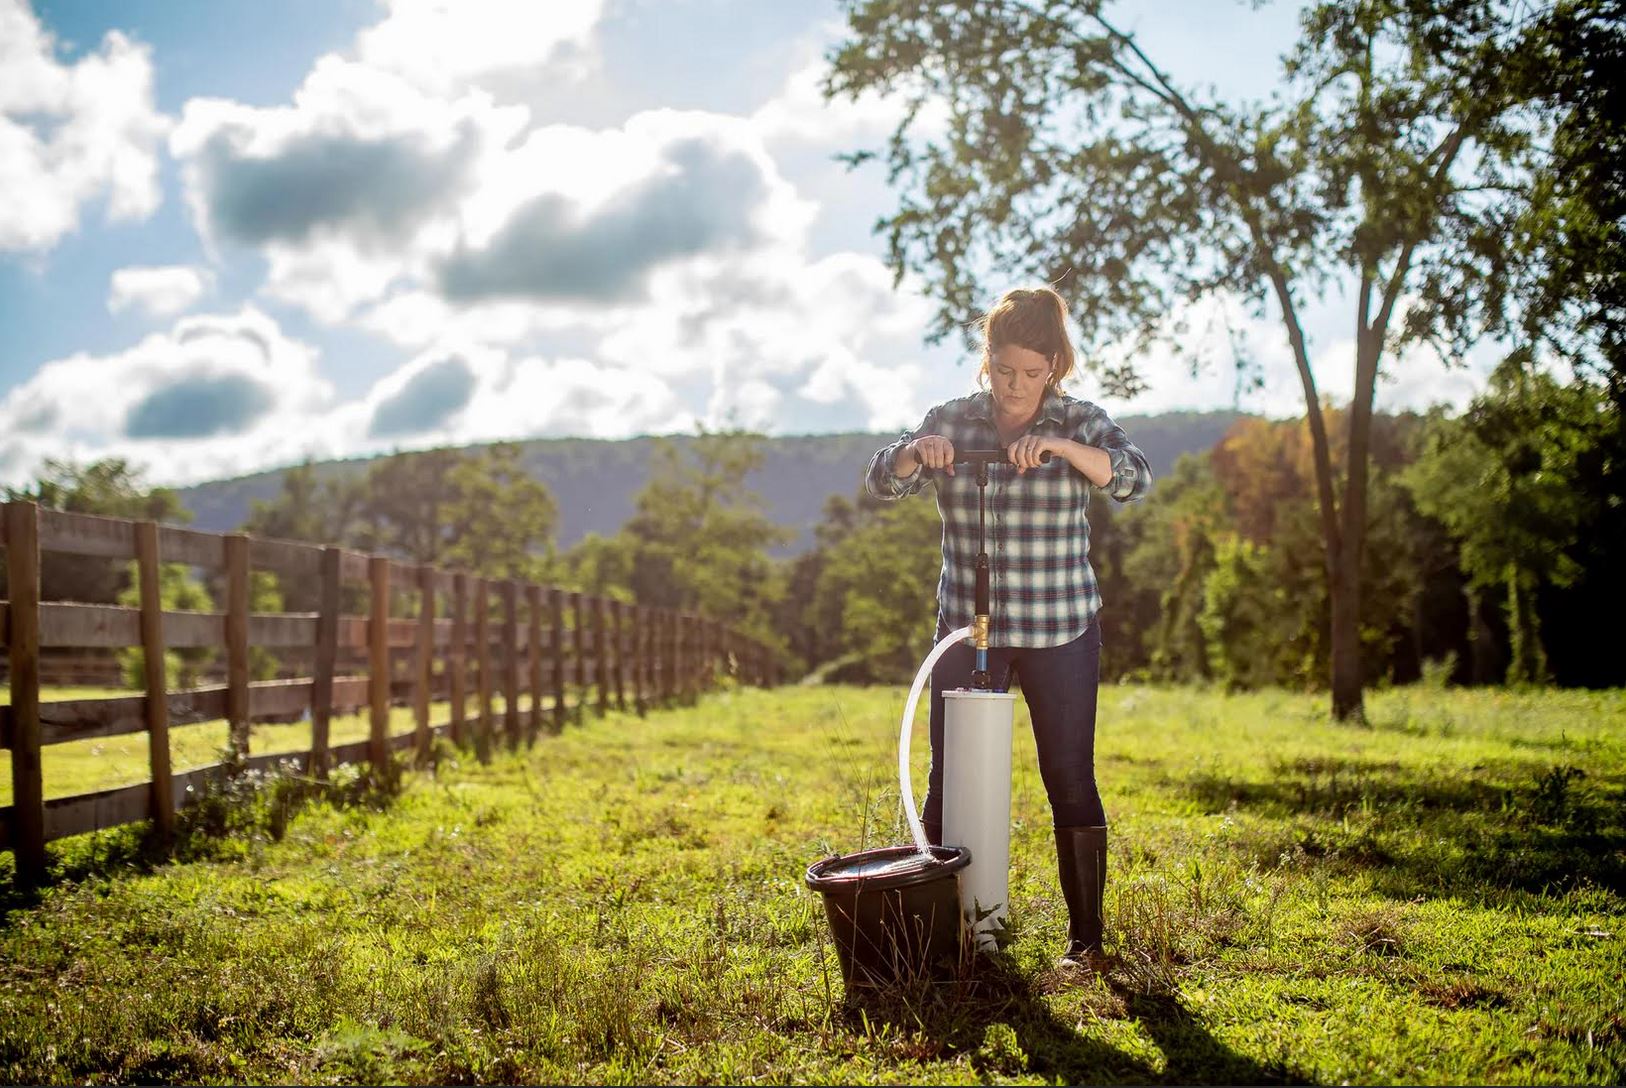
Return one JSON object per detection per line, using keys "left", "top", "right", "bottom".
{"left": 450, "top": 574, "right": 467, "bottom": 746}
{"left": 368, "top": 557, "right": 390, "bottom": 768}
{"left": 502, "top": 580, "right": 520, "bottom": 747}
{"left": 164, "top": 610, "right": 226, "bottom": 648}
{"left": 527, "top": 584, "right": 544, "bottom": 738}
{"left": 248, "top": 678, "right": 313, "bottom": 719}
{"left": 336, "top": 616, "right": 369, "bottom": 648}
{"left": 39, "top": 603, "right": 140, "bottom": 648}
{"left": 249, "top": 537, "right": 321, "bottom": 582}
{"left": 247, "top": 612, "right": 319, "bottom": 647}
{"left": 5, "top": 502, "right": 45, "bottom": 886}
{"left": 157, "top": 525, "right": 225, "bottom": 569}
{"left": 338, "top": 550, "right": 369, "bottom": 583}
{"left": 475, "top": 578, "right": 492, "bottom": 752}
{"left": 37, "top": 507, "right": 135, "bottom": 559}
{"left": 386, "top": 617, "right": 420, "bottom": 648}
{"left": 136, "top": 521, "right": 173, "bottom": 841}
{"left": 414, "top": 565, "right": 433, "bottom": 765}
{"left": 225, "top": 535, "right": 250, "bottom": 756}
{"left": 309, "top": 547, "right": 341, "bottom": 780}
{"left": 331, "top": 674, "right": 368, "bottom": 710}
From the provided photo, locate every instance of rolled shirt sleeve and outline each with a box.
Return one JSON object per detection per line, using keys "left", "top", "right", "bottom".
{"left": 1076, "top": 405, "right": 1154, "bottom": 502}
{"left": 865, "top": 409, "right": 939, "bottom": 500}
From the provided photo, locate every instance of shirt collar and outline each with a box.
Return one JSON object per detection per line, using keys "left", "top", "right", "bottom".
{"left": 968, "top": 388, "right": 1066, "bottom": 426}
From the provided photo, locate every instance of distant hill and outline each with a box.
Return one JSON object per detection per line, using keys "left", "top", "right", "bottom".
{"left": 173, "top": 410, "right": 1247, "bottom": 556}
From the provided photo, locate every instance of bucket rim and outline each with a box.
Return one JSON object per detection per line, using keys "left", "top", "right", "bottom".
{"left": 804, "top": 843, "right": 971, "bottom": 892}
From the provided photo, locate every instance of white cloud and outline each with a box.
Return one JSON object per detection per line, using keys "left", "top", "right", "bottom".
{"left": 355, "top": 0, "right": 605, "bottom": 95}
{"left": 0, "top": 0, "right": 168, "bottom": 252}
{"left": 107, "top": 264, "right": 211, "bottom": 317}
{"left": 0, "top": 307, "right": 335, "bottom": 487}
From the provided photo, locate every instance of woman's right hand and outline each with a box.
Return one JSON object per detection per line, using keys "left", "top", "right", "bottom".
{"left": 898, "top": 434, "right": 956, "bottom": 477}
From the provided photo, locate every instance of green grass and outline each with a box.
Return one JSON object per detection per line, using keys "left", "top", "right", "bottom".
{"left": 0, "top": 681, "right": 1622, "bottom": 1084}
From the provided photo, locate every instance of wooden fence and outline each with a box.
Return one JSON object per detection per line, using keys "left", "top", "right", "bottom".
{"left": 0, "top": 501, "right": 779, "bottom": 889}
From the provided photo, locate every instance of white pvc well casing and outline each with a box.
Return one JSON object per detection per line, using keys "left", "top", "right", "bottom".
{"left": 941, "top": 688, "right": 1017, "bottom": 950}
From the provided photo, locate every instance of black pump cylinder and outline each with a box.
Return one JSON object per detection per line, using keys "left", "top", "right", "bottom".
{"left": 974, "top": 553, "right": 990, "bottom": 616}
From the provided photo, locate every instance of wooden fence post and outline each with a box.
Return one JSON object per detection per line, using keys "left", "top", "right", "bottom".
{"left": 309, "top": 547, "right": 340, "bottom": 779}
{"left": 414, "top": 564, "right": 434, "bottom": 766}
{"left": 502, "top": 579, "right": 520, "bottom": 748}
{"left": 660, "top": 609, "right": 674, "bottom": 705}
{"left": 450, "top": 573, "right": 467, "bottom": 747}
{"left": 368, "top": 557, "right": 390, "bottom": 771}
{"left": 225, "top": 534, "right": 251, "bottom": 763}
{"left": 549, "top": 587, "right": 567, "bottom": 731}
{"left": 134, "top": 521, "right": 173, "bottom": 843}
{"left": 5, "top": 502, "right": 45, "bottom": 888}
{"left": 632, "top": 604, "right": 648, "bottom": 717}
{"left": 592, "top": 595, "right": 608, "bottom": 716}
{"left": 572, "top": 591, "right": 588, "bottom": 724}
{"left": 527, "top": 584, "right": 544, "bottom": 741}
{"left": 475, "top": 578, "right": 492, "bottom": 759}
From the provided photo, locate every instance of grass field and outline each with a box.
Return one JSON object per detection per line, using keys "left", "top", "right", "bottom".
{"left": 0, "top": 681, "right": 1622, "bottom": 1084}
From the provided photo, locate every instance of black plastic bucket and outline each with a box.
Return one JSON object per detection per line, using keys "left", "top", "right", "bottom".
{"left": 804, "top": 844, "right": 973, "bottom": 991}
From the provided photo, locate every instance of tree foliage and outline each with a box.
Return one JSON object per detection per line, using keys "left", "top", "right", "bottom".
{"left": 826, "top": 0, "right": 1617, "bottom": 719}
{"left": 618, "top": 430, "right": 791, "bottom": 647}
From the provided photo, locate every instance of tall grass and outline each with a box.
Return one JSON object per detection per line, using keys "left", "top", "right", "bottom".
{"left": 0, "top": 682, "right": 1621, "bottom": 1084}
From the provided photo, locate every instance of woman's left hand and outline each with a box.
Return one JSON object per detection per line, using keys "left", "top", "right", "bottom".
{"left": 1008, "top": 434, "right": 1070, "bottom": 475}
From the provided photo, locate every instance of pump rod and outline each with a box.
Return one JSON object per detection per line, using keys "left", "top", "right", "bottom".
{"left": 948, "top": 449, "right": 1051, "bottom": 688}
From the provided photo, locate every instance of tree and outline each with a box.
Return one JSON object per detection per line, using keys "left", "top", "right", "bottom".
{"left": 240, "top": 460, "right": 366, "bottom": 546}
{"left": 814, "top": 495, "right": 943, "bottom": 682}
{"left": 622, "top": 430, "right": 791, "bottom": 648}
{"left": 441, "top": 443, "right": 559, "bottom": 582}
{"left": 827, "top": 0, "right": 1610, "bottom": 719}
{"left": 1401, "top": 355, "right": 1604, "bottom": 684}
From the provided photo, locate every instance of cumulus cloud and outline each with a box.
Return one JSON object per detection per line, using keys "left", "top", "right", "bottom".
{"left": 0, "top": 307, "right": 335, "bottom": 486}
{"left": 170, "top": 58, "right": 513, "bottom": 251}
{"left": 368, "top": 354, "right": 476, "bottom": 437}
{"left": 356, "top": 0, "right": 605, "bottom": 95}
{"left": 107, "top": 264, "right": 211, "bottom": 317}
{"left": 126, "top": 373, "right": 276, "bottom": 438}
{"left": 438, "top": 136, "right": 770, "bottom": 304}
{"left": 0, "top": 0, "right": 168, "bottom": 252}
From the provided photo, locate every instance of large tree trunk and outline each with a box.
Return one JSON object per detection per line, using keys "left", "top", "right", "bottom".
{"left": 1330, "top": 324, "right": 1383, "bottom": 722}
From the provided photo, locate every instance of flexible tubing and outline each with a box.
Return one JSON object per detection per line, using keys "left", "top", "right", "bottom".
{"left": 900, "top": 624, "right": 975, "bottom": 856}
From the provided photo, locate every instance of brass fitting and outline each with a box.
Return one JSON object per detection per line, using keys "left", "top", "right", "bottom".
{"left": 973, "top": 613, "right": 989, "bottom": 650}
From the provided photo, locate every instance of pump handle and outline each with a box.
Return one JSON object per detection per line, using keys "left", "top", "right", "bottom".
{"left": 953, "top": 448, "right": 1052, "bottom": 465}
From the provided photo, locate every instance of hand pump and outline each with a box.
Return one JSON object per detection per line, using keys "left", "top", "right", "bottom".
{"left": 938, "top": 449, "right": 1047, "bottom": 948}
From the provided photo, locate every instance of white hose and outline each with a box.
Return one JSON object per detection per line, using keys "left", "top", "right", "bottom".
{"left": 900, "top": 624, "right": 974, "bottom": 856}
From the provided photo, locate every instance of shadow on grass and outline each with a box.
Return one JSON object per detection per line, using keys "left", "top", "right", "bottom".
{"left": 1180, "top": 754, "right": 1626, "bottom": 902}
{"left": 0, "top": 748, "right": 416, "bottom": 926}
{"left": 839, "top": 951, "right": 1309, "bottom": 1085}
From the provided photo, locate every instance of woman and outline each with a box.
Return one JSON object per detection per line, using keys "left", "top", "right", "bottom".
{"left": 865, "top": 285, "right": 1153, "bottom": 967}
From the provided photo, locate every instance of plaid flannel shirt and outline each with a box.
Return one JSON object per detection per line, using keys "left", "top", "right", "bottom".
{"left": 865, "top": 390, "right": 1153, "bottom": 648}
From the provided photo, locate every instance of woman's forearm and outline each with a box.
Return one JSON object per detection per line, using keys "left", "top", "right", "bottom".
{"left": 1059, "top": 439, "right": 1113, "bottom": 488}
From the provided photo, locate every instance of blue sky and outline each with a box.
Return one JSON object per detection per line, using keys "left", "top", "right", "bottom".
{"left": 0, "top": 0, "right": 1496, "bottom": 489}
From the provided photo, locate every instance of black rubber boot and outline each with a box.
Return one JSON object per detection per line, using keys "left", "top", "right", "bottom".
{"left": 1054, "top": 825, "right": 1108, "bottom": 965}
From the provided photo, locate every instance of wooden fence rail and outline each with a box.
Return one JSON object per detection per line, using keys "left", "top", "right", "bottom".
{"left": 0, "top": 501, "right": 779, "bottom": 889}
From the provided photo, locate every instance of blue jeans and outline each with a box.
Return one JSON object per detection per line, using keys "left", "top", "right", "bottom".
{"left": 923, "top": 620, "right": 1105, "bottom": 830}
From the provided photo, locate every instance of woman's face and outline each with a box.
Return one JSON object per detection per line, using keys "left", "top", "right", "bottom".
{"left": 989, "top": 344, "right": 1053, "bottom": 419}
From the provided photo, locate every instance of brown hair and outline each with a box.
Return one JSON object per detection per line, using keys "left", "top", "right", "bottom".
{"left": 976, "top": 286, "right": 1077, "bottom": 390}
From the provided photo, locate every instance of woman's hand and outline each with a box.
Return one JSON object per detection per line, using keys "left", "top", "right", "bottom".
{"left": 1007, "top": 434, "right": 1066, "bottom": 475}
{"left": 898, "top": 434, "right": 956, "bottom": 477}
{"left": 1008, "top": 435, "right": 1113, "bottom": 485}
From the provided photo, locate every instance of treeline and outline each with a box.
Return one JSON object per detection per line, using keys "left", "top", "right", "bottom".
{"left": 5, "top": 356, "right": 1621, "bottom": 693}
{"left": 779, "top": 358, "right": 1624, "bottom": 690}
